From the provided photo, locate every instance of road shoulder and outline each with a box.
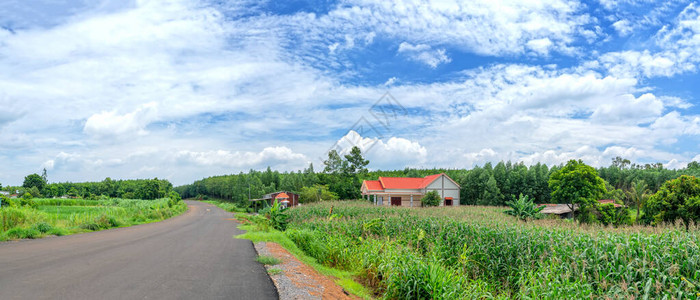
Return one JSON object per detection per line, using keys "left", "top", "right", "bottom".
{"left": 254, "top": 241, "right": 359, "bottom": 300}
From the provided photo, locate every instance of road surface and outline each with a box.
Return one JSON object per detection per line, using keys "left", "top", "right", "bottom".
{"left": 0, "top": 200, "right": 278, "bottom": 300}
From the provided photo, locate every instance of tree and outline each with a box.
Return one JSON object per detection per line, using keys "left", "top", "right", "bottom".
{"left": 480, "top": 175, "right": 503, "bottom": 206}
{"left": 421, "top": 190, "right": 441, "bottom": 207}
{"left": 644, "top": 175, "right": 700, "bottom": 231}
{"left": 343, "top": 146, "right": 369, "bottom": 175}
{"left": 23, "top": 173, "right": 47, "bottom": 192}
{"left": 27, "top": 186, "right": 42, "bottom": 198}
{"left": 505, "top": 194, "right": 544, "bottom": 222}
{"left": 626, "top": 180, "right": 649, "bottom": 223}
{"left": 548, "top": 160, "right": 607, "bottom": 222}
{"left": 299, "top": 184, "right": 338, "bottom": 203}
{"left": 323, "top": 150, "right": 344, "bottom": 174}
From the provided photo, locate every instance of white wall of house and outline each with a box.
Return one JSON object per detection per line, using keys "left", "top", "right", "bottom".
{"left": 424, "top": 174, "right": 460, "bottom": 206}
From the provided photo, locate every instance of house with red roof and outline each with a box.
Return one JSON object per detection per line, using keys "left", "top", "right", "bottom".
{"left": 251, "top": 191, "right": 300, "bottom": 208}
{"left": 361, "top": 173, "right": 460, "bottom": 207}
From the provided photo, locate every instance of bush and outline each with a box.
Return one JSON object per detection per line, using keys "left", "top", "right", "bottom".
{"left": 596, "top": 203, "right": 631, "bottom": 227}
{"left": 5, "top": 227, "right": 41, "bottom": 239}
{"left": 421, "top": 190, "right": 441, "bottom": 207}
{"left": 33, "top": 222, "right": 53, "bottom": 233}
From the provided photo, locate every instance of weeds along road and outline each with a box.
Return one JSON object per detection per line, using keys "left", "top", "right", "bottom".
{"left": 0, "top": 200, "right": 277, "bottom": 300}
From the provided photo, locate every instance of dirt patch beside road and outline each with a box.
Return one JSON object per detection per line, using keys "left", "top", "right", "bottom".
{"left": 255, "top": 241, "right": 359, "bottom": 300}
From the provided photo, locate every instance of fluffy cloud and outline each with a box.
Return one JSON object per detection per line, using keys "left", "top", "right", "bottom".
{"left": 397, "top": 42, "right": 451, "bottom": 68}
{"left": 330, "top": 131, "right": 427, "bottom": 169}
{"left": 595, "top": 3, "right": 700, "bottom": 78}
{"left": 84, "top": 102, "right": 158, "bottom": 137}
{"left": 177, "top": 147, "right": 308, "bottom": 169}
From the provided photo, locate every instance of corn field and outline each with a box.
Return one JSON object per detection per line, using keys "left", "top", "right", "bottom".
{"left": 284, "top": 201, "right": 700, "bottom": 299}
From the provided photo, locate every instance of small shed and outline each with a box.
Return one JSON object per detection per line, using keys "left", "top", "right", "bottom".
{"left": 539, "top": 204, "right": 577, "bottom": 218}
{"left": 251, "top": 191, "right": 300, "bottom": 208}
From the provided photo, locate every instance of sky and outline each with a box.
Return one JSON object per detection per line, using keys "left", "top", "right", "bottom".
{"left": 1, "top": 0, "right": 700, "bottom": 186}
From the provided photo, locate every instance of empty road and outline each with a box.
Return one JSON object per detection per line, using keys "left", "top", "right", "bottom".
{"left": 0, "top": 201, "right": 278, "bottom": 300}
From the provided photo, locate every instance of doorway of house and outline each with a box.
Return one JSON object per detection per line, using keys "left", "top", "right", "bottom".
{"left": 445, "top": 199, "right": 453, "bottom": 206}
{"left": 391, "top": 197, "right": 402, "bottom": 206}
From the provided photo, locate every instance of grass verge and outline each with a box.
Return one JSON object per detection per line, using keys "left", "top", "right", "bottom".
{"left": 235, "top": 219, "right": 371, "bottom": 299}
{"left": 256, "top": 255, "right": 282, "bottom": 265}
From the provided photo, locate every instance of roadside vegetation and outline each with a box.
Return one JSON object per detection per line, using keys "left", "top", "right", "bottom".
{"left": 0, "top": 195, "right": 186, "bottom": 241}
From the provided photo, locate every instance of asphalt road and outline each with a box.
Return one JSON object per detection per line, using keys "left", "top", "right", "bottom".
{"left": 0, "top": 200, "right": 278, "bottom": 300}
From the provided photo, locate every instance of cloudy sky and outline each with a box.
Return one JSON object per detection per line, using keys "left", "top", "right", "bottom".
{"left": 1, "top": 0, "right": 699, "bottom": 186}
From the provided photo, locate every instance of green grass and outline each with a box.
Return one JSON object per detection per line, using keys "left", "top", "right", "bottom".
{"left": 0, "top": 197, "right": 187, "bottom": 241}
{"left": 267, "top": 268, "right": 283, "bottom": 275}
{"left": 277, "top": 201, "right": 700, "bottom": 299}
{"left": 256, "top": 255, "right": 282, "bottom": 265}
{"left": 37, "top": 205, "right": 100, "bottom": 217}
{"left": 203, "top": 200, "right": 249, "bottom": 213}
{"left": 235, "top": 218, "right": 372, "bottom": 299}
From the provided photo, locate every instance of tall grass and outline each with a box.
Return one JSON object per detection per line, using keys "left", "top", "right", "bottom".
{"left": 0, "top": 197, "right": 186, "bottom": 241}
{"left": 283, "top": 201, "right": 700, "bottom": 299}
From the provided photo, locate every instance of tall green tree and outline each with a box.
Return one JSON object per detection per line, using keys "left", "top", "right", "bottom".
{"left": 343, "top": 146, "right": 369, "bottom": 175}
{"left": 480, "top": 175, "right": 503, "bottom": 206}
{"left": 323, "top": 150, "right": 344, "bottom": 174}
{"left": 23, "top": 173, "right": 47, "bottom": 192}
{"left": 548, "top": 160, "right": 607, "bottom": 221}
{"left": 644, "top": 175, "right": 700, "bottom": 231}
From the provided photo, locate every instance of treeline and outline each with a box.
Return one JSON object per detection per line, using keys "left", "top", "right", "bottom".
{"left": 176, "top": 154, "right": 700, "bottom": 206}
{"left": 7, "top": 174, "right": 174, "bottom": 200}
{"left": 43, "top": 178, "right": 174, "bottom": 200}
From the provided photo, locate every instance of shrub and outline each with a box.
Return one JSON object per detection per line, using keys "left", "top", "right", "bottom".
{"left": 33, "top": 222, "right": 53, "bottom": 233}
{"left": 596, "top": 203, "right": 631, "bottom": 227}
{"left": 421, "top": 190, "right": 441, "bottom": 207}
{"left": 5, "top": 227, "right": 41, "bottom": 239}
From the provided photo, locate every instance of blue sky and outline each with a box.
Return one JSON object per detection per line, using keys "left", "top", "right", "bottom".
{"left": 1, "top": 0, "right": 699, "bottom": 186}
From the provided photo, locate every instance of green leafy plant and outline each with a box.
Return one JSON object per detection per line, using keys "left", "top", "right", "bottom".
{"left": 504, "top": 193, "right": 544, "bottom": 221}
{"left": 421, "top": 190, "right": 441, "bottom": 207}
{"left": 262, "top": 200, "right": 289, "bottom": 231}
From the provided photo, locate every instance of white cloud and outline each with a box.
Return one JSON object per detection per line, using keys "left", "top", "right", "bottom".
{"left": 330, "top": 131, "right": 427, "bottom": 169}
{"left": 316, "top": 0, "right": 595, "bottom": 56}
{"left": 84, "top": 102, "right": 158, "bottom": 137}
{"left": 612, "top": 19, "right": 633, "bottom": 36}
{"left": 397, "top": 42, "right": 451, "bottom": 68}
{"left": 526, "top": 38, "right": 553, "bottom": 55}
{"left": 177, "top": 147, "right": 308, "bottom": 169}
{"left": 596, "top": 3, "right": 700, "bottom": 78}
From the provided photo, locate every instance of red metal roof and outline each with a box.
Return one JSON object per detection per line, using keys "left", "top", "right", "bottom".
{"left": 275, "top": 192, "right": 289, "bottom": 199}
{"left": 363, "top": 173, "right": 449, "bottom": 191}
{"left": 364, "top": 180, "right": 384, "bottom": 191}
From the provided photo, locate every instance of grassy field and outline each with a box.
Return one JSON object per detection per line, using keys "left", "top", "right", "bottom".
{"left": 255, "top": 201, "right": 700, "bottom": 299}
{"left": 0, "top": 197, "right": 186, "bottom": 241}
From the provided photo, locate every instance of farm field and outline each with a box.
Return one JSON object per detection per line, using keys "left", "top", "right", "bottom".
{"left": 0, "top": 197, "right": 186, "bottom": 241}
{"left": 258, "top": 201, "right": 700, "bottom": 299}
